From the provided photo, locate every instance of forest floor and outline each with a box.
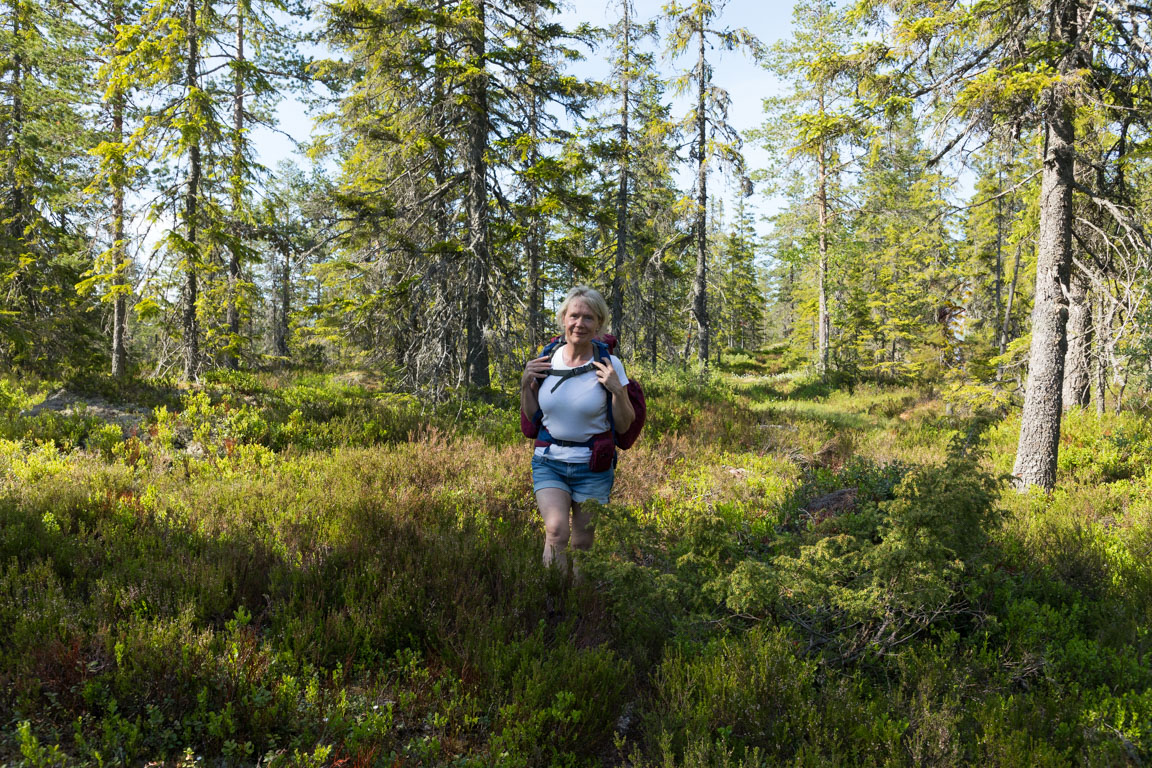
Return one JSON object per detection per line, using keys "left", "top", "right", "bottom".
{"left": 2, "top": 350, "right": 1151, "bottom": 767}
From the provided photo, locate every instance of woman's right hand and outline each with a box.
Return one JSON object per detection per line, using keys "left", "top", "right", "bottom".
{"left": 521, "top": 354, "right": 550, "bottom": 391}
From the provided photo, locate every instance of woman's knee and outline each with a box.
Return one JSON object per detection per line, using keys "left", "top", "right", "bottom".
{"left": 569, "top": 527, "right": 594, "bottom": 550}
{"left": 568, "top": 501, "right": 595, "bottom": 549}
{"left": 537, "top": 489, "right": 572, "bottom": 543}
{"left": 544, "top": 515, "right": 570, "bottom": 544}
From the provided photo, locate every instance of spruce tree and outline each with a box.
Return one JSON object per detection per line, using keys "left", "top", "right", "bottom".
{"left": 663, "top": 0, "right": 760, "bottom": 365}
{"left": 319, "top": 0, "right": 589, "bottom": 390}
{"left": 219, "top": 0, "right": 307, "bottom": 368}
{"left": 599, "top": 0, "right": 658, "bottom": 340}
{"left": 856, "top": 0, "right": 1152, "bottom": 489}
{"left": 108, "top": 0, "right": 233, "bottom": 380}
{"left": 85, "top": 0, "right": 144, "bottom": 377}
{"left": 716, "top": 196, "right": 763, "bottom": 353}
{"left": 760, "top": 0, "right": 859, "bottom": 379}
{"left": 0, "top": 0, "right": 98, "bottom": 369}
{"left": 850, "top": 112, "right": 956, "bottom": 383}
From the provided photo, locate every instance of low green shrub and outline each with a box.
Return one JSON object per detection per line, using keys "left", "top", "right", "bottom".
{"left": 3, "top": 352, "right": 1152, "bottom": 766}
{"left": 648, "top": 626, "right": 816, "bottom": 762}
{"left": 729, "top": 457, "right": 1004, "bottom": 663}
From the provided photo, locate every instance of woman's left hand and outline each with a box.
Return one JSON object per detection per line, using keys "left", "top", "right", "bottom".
{"left": 592, "top": 360, "right": 624, "bottom": 396}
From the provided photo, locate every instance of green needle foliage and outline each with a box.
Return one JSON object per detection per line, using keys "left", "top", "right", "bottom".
{"left": 663, "top": 0, "right": 762, "bottom": 365}
{"left": 0, "top": 0, "right": 101, "bottom": 371}
{"left": 3, "top": 0, "right": 1152, "bottom": 759}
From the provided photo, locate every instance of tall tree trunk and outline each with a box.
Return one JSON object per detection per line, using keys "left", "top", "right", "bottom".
{"left": 182, "top": 0, "right": 202, "bottom": 381}
{"left": 611, "top": 0, "right": 630, "bottom": 338}
{"left": 996, "top": 240, "right": 1023, "bottom": 383}
{"left": 463, "top": 0, "right": 490, "bottom": 388}
{"left": 1012, "top": 65, "right": 1076, "bottom": 490}
{"left": 816, "top": 132, "right": 829, "bottom": 378}
{"left": 527, "top": 89, "right": 541, "bottom": 345}
{"left": 784, "top": 263, "right": 793, "bottom": 338}
{"left": 110, "top": 0, "right": 128, "bottom": 377}
{"left": 1062, "top": 265, "right": 1091, "bottom": 409}
{"left": 690, "top": 21, "right": 709, "bottom": 365}
{"left": 647, "top": 291, "right": 658, "bottom": 364}
{"left": 432, "top": 20, "right": 454, "bottom": 387}
{"left": 994, "top": 166, "right": 1004, "bottom": 341}
{"left": 275, "top": 242, "right": 290, "bottom": 359}
{"left": 1092, "top": 288, "right": 1107, "bottom": 414}
{"left": 225, "top": 3, "right": 244, "bottom": 370}
{"left": 9, "top": 7, "right": 25, "bottom": 248}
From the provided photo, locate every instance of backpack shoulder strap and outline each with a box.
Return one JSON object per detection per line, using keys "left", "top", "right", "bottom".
{"left": 591, "top": 338, "right": 611, "bottom": 363}
{"left": 593, "top": 339, "right": 617, "bottom": 435}
{"left": 539, "top": 336, "right": 565, "bottom": 358}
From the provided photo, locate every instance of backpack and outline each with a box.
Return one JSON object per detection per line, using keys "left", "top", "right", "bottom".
{"left": 520, "top": 334, "right": 647, "bottom": 470}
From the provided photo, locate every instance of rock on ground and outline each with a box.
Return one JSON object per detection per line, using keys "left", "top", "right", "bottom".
{"left": 24, "top": 390, "right": 150, "bottom": 437}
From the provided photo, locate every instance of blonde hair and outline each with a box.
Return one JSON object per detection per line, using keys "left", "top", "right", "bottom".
{"left": 556, "top": 285, "right": 610, "bottom": 334}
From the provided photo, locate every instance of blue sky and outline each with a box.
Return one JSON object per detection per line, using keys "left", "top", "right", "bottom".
{"left": 252, "top": 0, "right": 795, "bottom": 230}
{"left": 562, "top": 0, "right": 794, "bottom": 227}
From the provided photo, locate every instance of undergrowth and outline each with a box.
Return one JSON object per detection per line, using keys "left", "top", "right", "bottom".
{"left": 1, "top": 359, "right": 1150, "bottom": 765}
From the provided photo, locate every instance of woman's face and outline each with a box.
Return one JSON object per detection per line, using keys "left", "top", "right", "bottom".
{"left": 563, "top": 298, "right": 599, "bottom": 344}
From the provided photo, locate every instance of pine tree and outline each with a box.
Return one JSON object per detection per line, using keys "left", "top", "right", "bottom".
{"left": 663, "top": 0, "right": 761, "bottom": 365}
{"left": 715, "top": 196, "right": 763, "bottom": 353}
{"left": 857, "top": 0, "right": 1152, "bottom": 489}
{"left": 760, "top": 0, "right": 860, "bottom": 379}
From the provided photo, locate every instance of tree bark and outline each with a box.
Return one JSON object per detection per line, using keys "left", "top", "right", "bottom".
{"left": 463, "top": 0, "right": 490, "bottom": 388}
{"left": 110, "top": 0, "right": 128, "bottom": 377}
{"left": 995, "top": 240, "right": 1023, "bottom": 386}
{"left": 816, "top": 130, "right": 830, "bottom": 378}
{"left": 431, "top": 19, "right": 454, "bottom": 388}
{"left": 993, "top": 165, "right": 1004, "bottom": 344}
{"left": 1012, "top": 74, "right": 1075, "bottom": 490}
{"left": 9, "top": 6, "right": 26, "bottom": 249}
{"left": 690, "top": 19, "right": 709, "bottom": 365}
{"left": 182, "top": 0, "right": 202, "bottom": 381}
{"left": 527, "top": 83, "right": 542, "bottom": 345}
{"left": 1092, "top": 287, "right": 1107, "bottom": 414}
{"left": 647, "top": 294, "right": 658, "bottom": 365}
{"left": 225, "top": 4, "right": 244, "bottom": 370}
{"left": 611, "top": 0, "right": 630, "bottom": 338}
{"left": 275, "top": 242, "right": 290, "bottom": 359}
{"left": 1062, "top": 265, "right": 1091, "bottom": 409}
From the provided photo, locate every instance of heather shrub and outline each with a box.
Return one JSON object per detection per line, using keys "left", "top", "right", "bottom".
{"left": 648, "top": 626, "right": 816, "bottom": 761}
{"left": 0, "top": 377, "right": 38, "bottom": 415}
{"left": 3, "top": 354, "right": 1152, "bottom": 765}
{"left": 490, "top": 637, "right": 630, "bottom": 766}
{"left": 0, "top": 409, "right": 109, "bottom": 448}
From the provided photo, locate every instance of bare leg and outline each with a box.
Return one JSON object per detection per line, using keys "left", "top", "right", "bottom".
{"left": 568, "top": 500, "right": 595, "bottom": 583}
{"left": 537, "top": 488, "right": 573, "bottom": 574}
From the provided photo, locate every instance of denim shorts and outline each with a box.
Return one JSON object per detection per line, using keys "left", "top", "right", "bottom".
{"left": 531, "top": 454, "right": 615, "bottom": 504}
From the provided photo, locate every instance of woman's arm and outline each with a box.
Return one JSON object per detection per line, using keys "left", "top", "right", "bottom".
{"left": 610, "top": 386, "right": 635, "bottom": 433}
{"left": 521, "top": 354, "right": 550, "bottom": 418}
{"left": 593, "top": 359, "right": 634, "bottom": 433}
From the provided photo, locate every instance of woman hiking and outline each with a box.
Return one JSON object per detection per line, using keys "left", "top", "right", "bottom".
{"left": 520, "top": 286, "right": 635, "bottom": 577}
